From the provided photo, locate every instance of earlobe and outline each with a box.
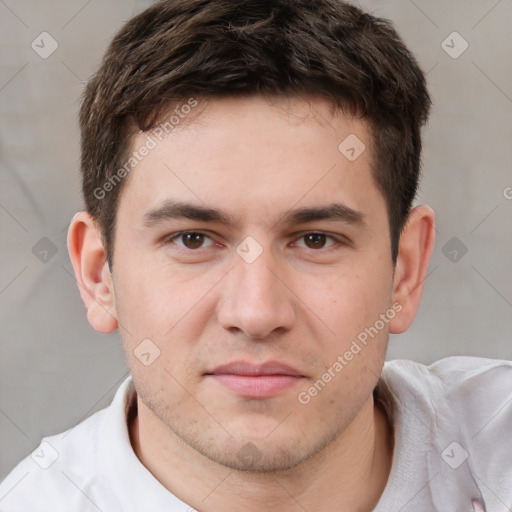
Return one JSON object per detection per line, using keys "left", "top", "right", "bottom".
{"left": 67, "top": 211, "right": 118, "bottom": 333}
{"left": 389, "top": 206, "right": 436, "bottom": 334}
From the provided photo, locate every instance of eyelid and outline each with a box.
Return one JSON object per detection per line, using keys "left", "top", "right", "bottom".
{"left": 162, "top": 230, "right": 216, "bottom": 250}
{"left": 290, "top": 231, "right": 347, "bottom": 250}
{"left": 161, "top": 230, "right": 350, "bottom": 252}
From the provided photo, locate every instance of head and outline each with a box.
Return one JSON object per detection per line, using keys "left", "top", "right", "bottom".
{"left": 80, "top": 0, "right": 431, "bottom": 267}
{"left": 69, "top": 0, "right": 435, "bottom": 472}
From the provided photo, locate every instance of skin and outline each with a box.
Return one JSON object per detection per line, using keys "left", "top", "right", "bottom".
{"left": 68, "top": 95, "right": 435, "bottom": 511}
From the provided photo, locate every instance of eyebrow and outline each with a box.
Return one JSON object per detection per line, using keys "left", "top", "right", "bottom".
{"left": 141, "top": 200, "right": 365, "bottom": 229}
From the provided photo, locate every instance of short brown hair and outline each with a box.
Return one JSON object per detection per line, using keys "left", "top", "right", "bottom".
{"left": 79, "top": 0, "right": 431, "bottom": 265}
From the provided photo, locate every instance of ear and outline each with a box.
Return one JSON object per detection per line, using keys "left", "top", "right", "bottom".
{"left": 389, "top": 205, "right": 436, "bottom": 334}
{"left": 67, "top": 211, "right": 118, "bottom": 333}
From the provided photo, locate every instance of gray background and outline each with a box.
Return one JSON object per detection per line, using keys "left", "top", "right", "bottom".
{"left": 1, "top": 0, "right": 511, "bottom": 479}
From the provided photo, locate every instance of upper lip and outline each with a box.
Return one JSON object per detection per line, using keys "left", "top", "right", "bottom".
{"left": 206, "top": 360, "right": 304, "bottom": 377}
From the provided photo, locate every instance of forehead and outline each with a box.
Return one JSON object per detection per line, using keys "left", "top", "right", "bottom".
{"left": 118, "top": 95, "right": 384, "bottom": 227}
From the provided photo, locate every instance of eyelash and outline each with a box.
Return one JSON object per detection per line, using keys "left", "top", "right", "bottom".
{"left": 163, "top": 231, "right": 346, "bottom": 253}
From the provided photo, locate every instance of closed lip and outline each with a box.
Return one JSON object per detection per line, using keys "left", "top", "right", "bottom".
{"left": 205, "top": 360, "right": 304, "bottom": 377}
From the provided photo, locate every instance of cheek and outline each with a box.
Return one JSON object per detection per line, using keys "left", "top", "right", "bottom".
{"left": 301, "top": 273, "right": 390, "bottom": 415}
{"left": 113, "top": 253, "right": 217, "bottom": 344}
{"left": 306, "top": 262, "right": 393, "bottom": 344}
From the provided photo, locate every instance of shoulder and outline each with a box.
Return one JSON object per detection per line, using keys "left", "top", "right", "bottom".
{"left": 382, "top": 355, "right": 512, "bottom": 411}
{"left": 422, "top": 357, "right": 512, "bottom": 462}
{"left": 382, "top": 356, "right": 512, "bottom": 464}
{"left": 0, "top": 411, "right": 106, "bottom": 512}
{"left": 383, "top": 355, "right": 512, "bottom": 385}
{"left": 378, "top": 357, "right": 512, "bottom": 507}
{"left": 0, "top": 377, "right": 134, "bottom": 512}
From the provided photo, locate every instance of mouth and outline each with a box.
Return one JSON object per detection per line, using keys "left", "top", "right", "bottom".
{"left": 204, "top": 360, "right": 306, "bottom": 399}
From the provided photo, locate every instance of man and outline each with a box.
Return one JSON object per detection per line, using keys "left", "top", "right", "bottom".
{"left": 0, "top": 0, "right": 510, "bottom": 510}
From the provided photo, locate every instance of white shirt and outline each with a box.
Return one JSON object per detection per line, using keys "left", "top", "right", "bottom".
{"left": 0, "top": 356, "right": 510, "bottom": 512}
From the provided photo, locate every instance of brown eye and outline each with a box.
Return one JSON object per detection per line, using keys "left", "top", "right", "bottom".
{"left": 181, "top": 232, "right": 206, "bottom": 249}
{"left": 303, "top": 233, "right": 327, "bottom": 249}
{"left": 168, "top": 232, "right": 214, "bottom": 250}
{"left": 294, "top": 232, "right": 340, "bottom": 251}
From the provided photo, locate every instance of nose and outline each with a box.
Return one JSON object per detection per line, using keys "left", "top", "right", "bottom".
{"left": 216, "top": 248, "right": 296, "bottom": 340}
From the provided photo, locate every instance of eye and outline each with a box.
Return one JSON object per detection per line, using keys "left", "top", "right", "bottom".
{"left": 293, "top": 232, "right": 339, "bottom": 250}
{"left": 167, "top": 231, "right": 214, "bottom": 250}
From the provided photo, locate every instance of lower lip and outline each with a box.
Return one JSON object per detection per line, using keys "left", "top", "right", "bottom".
{"left": 208, "top": 374, "right": 303, "bottom": 398}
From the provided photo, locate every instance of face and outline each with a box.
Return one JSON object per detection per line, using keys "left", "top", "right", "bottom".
{"left": 111, "top": 95, "right": 396, "bottom": 471}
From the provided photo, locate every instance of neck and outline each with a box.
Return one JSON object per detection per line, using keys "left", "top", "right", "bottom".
{"left": 129, "top": 395, "right": 393, "bottom": 511}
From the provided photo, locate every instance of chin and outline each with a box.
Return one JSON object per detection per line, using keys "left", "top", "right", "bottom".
{"left": 202, "top": 441, "right": 309, "bottom": 473}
